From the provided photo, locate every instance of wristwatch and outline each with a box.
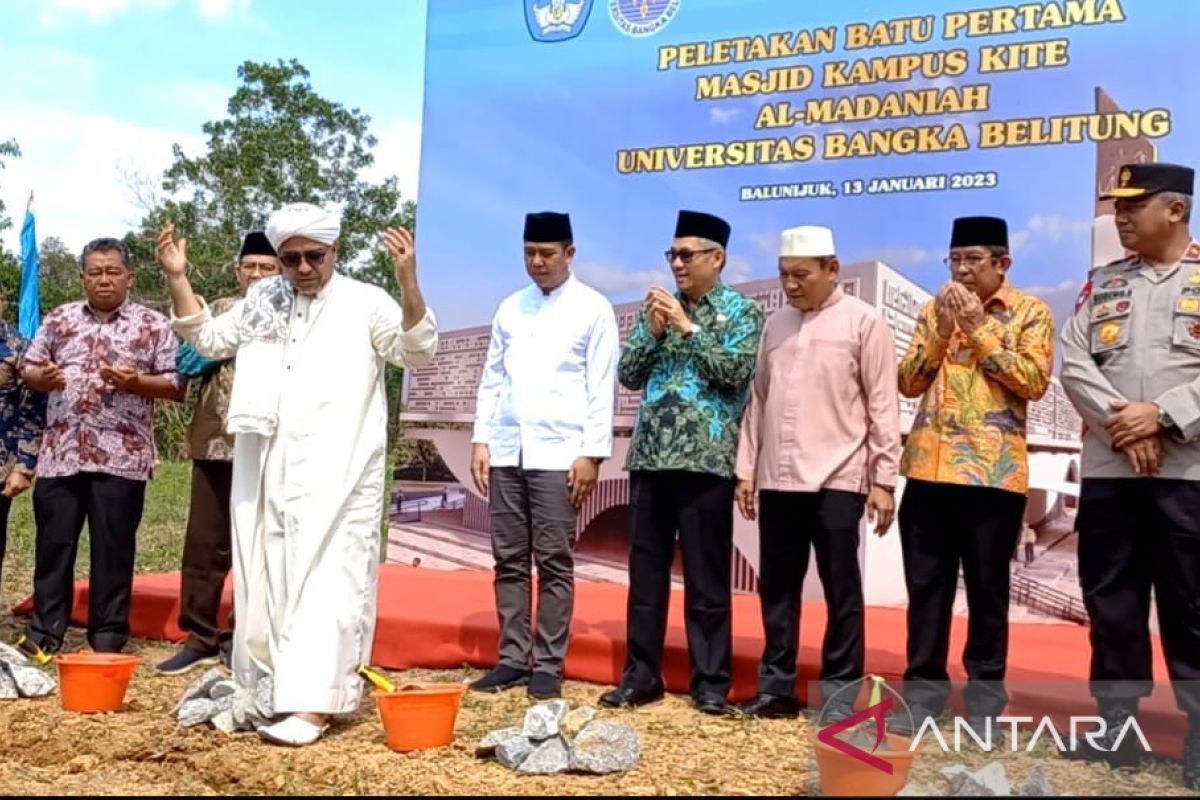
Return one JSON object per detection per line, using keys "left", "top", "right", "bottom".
{"left": 1157, "top": 405, "right": 1174, "bottom": 430}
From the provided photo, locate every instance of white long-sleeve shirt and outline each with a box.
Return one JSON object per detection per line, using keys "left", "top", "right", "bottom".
{"left": 472, "top": 273, "right": 619, "bottom": 470}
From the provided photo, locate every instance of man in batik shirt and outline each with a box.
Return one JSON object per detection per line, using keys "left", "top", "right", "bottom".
{"left": 0, "top": 285, "right": 46, "bottom": 592}
{"left": 17, "top": 237, "right": 185, "bottom": 661}
{"left": 599, "top": 210, "right": 764, "bottom": 716}
{"left": 893, "top": 216, "right": 1055, "bottom": 734}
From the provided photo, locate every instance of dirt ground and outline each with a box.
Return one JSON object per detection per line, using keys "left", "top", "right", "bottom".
{"left": 0, "top": 625, "right": 1194, "bottom": 797}
{"left": 0, "top": 474, "right": 1193, "bottom": 796}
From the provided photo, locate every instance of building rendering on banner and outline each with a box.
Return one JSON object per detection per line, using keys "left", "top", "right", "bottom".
{"left": 400, "top": 260, "right": 1083, "bottom": 605}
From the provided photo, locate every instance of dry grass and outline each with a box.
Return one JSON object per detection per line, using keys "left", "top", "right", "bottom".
{"left": 0, "top": 462, "right": 1193, "bottom": 795}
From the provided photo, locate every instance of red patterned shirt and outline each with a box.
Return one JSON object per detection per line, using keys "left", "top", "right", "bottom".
{"left": 23, "top": 300, "right": 183, "bottom": 481}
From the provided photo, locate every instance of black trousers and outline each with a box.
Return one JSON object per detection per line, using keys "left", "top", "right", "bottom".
{"left": 178, "top": 460, "right": 234, "bottom": 654}
{"left": 756, "top": 489, "right": 866, "bottom": 702}
{"left": 25, "top": 472, "right": 146, "bottom": 653}
{"left": 488, "top": 466, "right": 577, "bottom": 676}
{"left": 899, "top": 479, "right": 1026, "bottom": 716}
{"left": 1077, "top": 478, "right": 1200, "bottom": 718}
{"left": 622, "top": 470, "right": 734, "bottom": 699}
{"left": 0, "top": 492, "right": 12, "bottom": 591}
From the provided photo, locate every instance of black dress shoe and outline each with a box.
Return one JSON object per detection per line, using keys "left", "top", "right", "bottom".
{"left": 1062, "top": 699, "right": 1142, "bottom": 769}
{"left": 598, "top": 684, "right": 664, "bottom": 708}
{"left": 694, "top": 693, "right": 736, "bottom": 716}
{"left": 887, "top": 704, "right": 943, "bottom": 736}
{"left": 469, "top": 664, "right": 530, "bottom": 692}
{"left": 527, "top": 671, "right": 562, "bottom": 700}
{"left": 821, "top": 699, "right": 858, "bottom": 726}
{"left": 739, "top": 693, "right": 802, "bottom": 719}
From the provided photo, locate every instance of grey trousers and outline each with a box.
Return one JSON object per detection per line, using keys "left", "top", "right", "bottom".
{"left": 489, "top": 467, "right": 578, "bottom": 676}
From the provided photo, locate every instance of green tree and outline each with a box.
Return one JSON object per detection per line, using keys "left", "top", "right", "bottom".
{"left": 33, "top": 235, "right": 89, "bottom": 315}
{"left": 0, "top": 138, "right": 20, "bottom": 235}
{"left": 124, "top": 58, "right": 426, "bottom": 464}
{"left": 0, "top": 140, "right": 23, "bottom": 322}
{"left": 39, "top": 236, "right": 77, "bottom": 280}
{"left": 126, "top": 58, "right": 412, "bottom": 303}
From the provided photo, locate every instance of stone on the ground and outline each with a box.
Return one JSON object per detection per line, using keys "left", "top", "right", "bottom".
{"left": 231, "top": 688, "right": 259, "bottom": 727}
{"left": 7, "top": 663, "right": 55, "bottom": 698}
{"left": 569, "top": 719, "right": 640, "bottom": 774}
{"left": 0, "top": 642, "right": 29, "bottom": 665}
{"left": 522, "top": 699, "right": 569, "bottom": 740}
{"left": 173, "top": 667, "right": 226, "bottom": 713}
{"left": 476, "top": 726, "right": 522, "bottom": 757}
{"left": 0, "top": 664, "right": 18, "bottom": 699}
{"left": 254, "top": 675, "right": 274, "bottom": 718}
{"left": 177, "top": 698, "right": 218, "bottom": 728}
{"left": 209, "top": 680, "right": 238, "bottom": 700}
{"left": 942, "top": 762, "right": 1011, "bottom": 796}
{"left": 517, "top": 736, "right": 570, "bottom": 775}
{"left": 210, "top": 709, "right": 237, "bottom": 734}
{"left": 496, "top": 735, "right": 536, "bottom": 769}
{"left": 1020, "top": 765, "right": 1053, "bottom": 797}
{"left": 560, "top": 705, "right": 597, "bottom": 738}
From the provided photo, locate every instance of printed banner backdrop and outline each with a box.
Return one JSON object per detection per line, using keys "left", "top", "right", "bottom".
{"left": 415, "top": 0, "right": 1194, "bottom": 333}
{"left": 401, "top": 0, "right": 1187, "bottom": 600}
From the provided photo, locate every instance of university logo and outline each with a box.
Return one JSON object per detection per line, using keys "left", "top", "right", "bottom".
{"left": 608, "top": 0, "right": 680, "bottom": 38}
{"left": 525, "top": 0, "right": 594, "bottom": 43}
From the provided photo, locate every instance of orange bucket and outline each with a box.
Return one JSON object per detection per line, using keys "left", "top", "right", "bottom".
{"left": 374, "top": 682, "right": 467, "bottom": 752}
{"left": 810, "top": 730, "right": 920, "bottom": 797}
{"left": 55, "top": 652, "right": 141, "bottom": 713}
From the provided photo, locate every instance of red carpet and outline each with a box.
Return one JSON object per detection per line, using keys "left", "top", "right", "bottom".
{"left": 13, "top": 564, "right": 1187, "bottom": 758}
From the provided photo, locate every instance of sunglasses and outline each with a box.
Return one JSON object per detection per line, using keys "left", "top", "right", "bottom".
{"left": 279, "top": 249, "right": 329, "bottom": 269}
{"left": 663, "top": 247, "right": 718, "bottom": 265}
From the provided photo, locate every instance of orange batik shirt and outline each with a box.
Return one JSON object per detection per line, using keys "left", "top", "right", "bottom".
{"left": 898, "top": 281, "right": 1055, "bottom": 495}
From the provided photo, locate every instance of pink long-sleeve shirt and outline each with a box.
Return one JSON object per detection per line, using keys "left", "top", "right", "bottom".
{"left": 735, "top": 286, "right": 901, "bottom": 494}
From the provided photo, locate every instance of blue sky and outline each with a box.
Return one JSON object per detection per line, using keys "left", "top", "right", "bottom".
{"left": 2, "top": 0, "right": 1198, "bottom": 338}
{"left": 0, "top": 0, "right": 427, "bottom": 254}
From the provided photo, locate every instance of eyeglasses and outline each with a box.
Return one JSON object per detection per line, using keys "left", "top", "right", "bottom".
{"left": 664, "top": 247, "right": 718, "bottom": 265}
{"left": 238, "top": 262, "right": 279, "bottom": 275}
{"left": 279, "top": 249, "right": 328, "bottom": 269}
{"left": 942, "top": 254, "right": 993, "bottom": 268}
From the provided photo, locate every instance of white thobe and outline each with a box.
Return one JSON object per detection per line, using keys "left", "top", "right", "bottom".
{"left": 471, "top": 273, "right": 619, "bottom": 469}
{"left": 173, "top": 273, "right": 438, "bottom": 714}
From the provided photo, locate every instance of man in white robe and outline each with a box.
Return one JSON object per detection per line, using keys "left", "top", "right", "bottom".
{"left": 156, "top": 203, "right": 438, "bottom": 746}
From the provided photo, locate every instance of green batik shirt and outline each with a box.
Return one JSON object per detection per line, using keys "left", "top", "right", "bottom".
{"left": 619, "top": 282, "right": 765, "bottom": 478}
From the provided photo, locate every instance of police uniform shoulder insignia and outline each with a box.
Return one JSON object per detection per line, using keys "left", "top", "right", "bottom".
{"left": 1074, "top": 279, "right": 1093, "bottom": 313}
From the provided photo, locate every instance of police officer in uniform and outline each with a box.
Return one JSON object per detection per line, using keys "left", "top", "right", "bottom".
{"left": 1060, "top": 162, "right": 1200, "bottom": 788}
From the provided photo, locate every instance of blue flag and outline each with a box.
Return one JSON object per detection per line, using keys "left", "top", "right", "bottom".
{"left": 17, "top": 194, "right": 39, "bottom": 339}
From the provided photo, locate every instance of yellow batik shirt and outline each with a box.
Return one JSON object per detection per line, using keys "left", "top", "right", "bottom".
{"left": 898, "top": 281, "right": 1055, "bottom": 495}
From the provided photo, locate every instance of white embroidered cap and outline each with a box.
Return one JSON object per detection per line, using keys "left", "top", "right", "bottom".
{"left": 780, "top": 225, "right": 836, "bottom": 258}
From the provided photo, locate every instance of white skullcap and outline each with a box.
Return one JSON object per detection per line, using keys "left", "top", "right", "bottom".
{"left": 780, "top": 225, "right": 836, "bottom": 258}
{"left": 265, "top": 202, "right": 342, "bottom": 251}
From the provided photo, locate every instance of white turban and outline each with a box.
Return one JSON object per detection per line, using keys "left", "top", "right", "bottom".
{"left": 265, "top": 202, "right": 342, "bottom": 251}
